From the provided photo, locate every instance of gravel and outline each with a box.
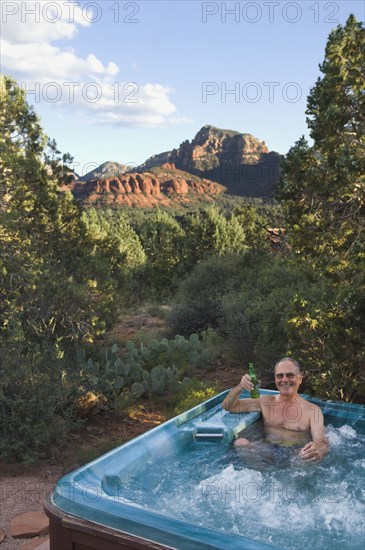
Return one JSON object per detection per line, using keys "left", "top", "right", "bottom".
{"left": 0, "top": 466, "right": 63, "bottom": 549}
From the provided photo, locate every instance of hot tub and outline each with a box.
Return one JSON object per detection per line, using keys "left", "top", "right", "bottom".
{"left": 45, "top": 389, "right": 365, "bottom": 550}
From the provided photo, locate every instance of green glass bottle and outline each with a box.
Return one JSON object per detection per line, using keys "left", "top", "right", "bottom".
{"left": 248, "top": 363, "right": 260, "bottom": 398}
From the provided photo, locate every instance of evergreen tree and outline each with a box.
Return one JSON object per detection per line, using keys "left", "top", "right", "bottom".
{"left": 276, "top": 16, "right": 365, "bottom": 401}
{"left": 82, "top": 208, "right": 145, "bottom": 292}
{"left": 0, "top": 75, "right": 117, "bottom": 344}
{"left": 184, "top": 206, "right": 248, "bottom": 271}
{"left": 137, "top": 209, "right": 185, "bottom": 295}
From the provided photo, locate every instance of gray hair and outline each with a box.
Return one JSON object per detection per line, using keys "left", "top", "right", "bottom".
{"left": 274, "top": 357, "right": 302, "bottom": 373}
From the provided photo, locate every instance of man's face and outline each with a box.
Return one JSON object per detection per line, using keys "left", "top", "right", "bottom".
{"left": 274, "top": 360, "right": 302, "bottom": 396}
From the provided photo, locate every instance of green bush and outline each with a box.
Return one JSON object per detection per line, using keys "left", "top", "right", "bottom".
{"left": 220, "top": 259, "right": 306, "bottom": 372}
{"left": 0, "top": 337, "right": 84, "bottom": 462}
{"left": 167, "top": 251, "right": 308, "bottom": 375}
{"left": 173, "top": 379, "right": 221, "bottom": 416}
{"left": 167, "top": 254, "right": 248, "bottom": 335}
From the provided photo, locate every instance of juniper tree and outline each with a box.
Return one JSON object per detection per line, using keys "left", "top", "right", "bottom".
{"left": 276, "top": 16, "right": 365, "bottom": 401}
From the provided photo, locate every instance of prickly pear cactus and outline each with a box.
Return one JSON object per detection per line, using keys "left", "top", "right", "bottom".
{"left": 81, "top": 332, "right": 214, "bottom": 404}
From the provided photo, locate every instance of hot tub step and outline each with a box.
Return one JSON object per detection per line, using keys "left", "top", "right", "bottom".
{"left": 193, "top": 423, "right": 230, "bottom": 444}
{"left": 194, "top": 433, "right": 224, "bottom": 439}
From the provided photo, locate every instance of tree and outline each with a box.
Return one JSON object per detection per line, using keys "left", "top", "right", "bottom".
{"left": 136, "top": 209, "right": 185, "bottom": 295}
{"left": 0, "top": 75, "right": 151, "bottom": 460}
{"left": 307, "top": 15, "right": 364, "bottom": 159}
{"left": 184, "top": 206, "right": 248, "bottom": 270}
{"left": 0, "top": 75, "right": 123, "bottom": 344}
{"left": 233, "top": 203, "right": 273, "bottom": 251}
{"left": 275, "top": 16, "right": 365, "bottom": 401}
{"left": 82, "top": 208, "right": 146, "bottom": 293}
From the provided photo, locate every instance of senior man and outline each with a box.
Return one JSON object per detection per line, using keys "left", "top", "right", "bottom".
{"left": 222, "top": 358, "right": 329, "bottom": 461}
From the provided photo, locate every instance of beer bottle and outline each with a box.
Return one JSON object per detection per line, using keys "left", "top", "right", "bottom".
{"left": 248, "top": 363, "right": 260, "bottom": 398}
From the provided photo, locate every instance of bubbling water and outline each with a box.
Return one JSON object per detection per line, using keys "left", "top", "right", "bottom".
{"left": 110, "top": 424, "right": 365, "bottom": 550}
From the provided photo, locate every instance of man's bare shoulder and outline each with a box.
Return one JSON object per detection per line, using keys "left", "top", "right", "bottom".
{"left": 289, "top": 397, "right": 324, "bottom": 423}
{"left": 299, "top": 397, "right": 322, "bottom": 412}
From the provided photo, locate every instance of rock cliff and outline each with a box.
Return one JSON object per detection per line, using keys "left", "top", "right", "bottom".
{"left": 138, "top": 125, "right": 282, "bottom": 197}
{"left": 63, "top": 164, "right": 225, "bottom": 208}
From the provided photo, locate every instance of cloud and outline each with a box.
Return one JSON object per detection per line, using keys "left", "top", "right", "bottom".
{"left": 1, "top": 0, "right": 187, "bottom": 127}
{"left": 1, "top": 38, "right": 119, "bottom": 80}
{"left": 20, "top": 78, "right": 191, "bottom": 128}
{"left": 1, "top": 0, "right": 88, "bottom": 44}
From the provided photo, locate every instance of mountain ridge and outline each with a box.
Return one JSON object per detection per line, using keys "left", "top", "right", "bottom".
{"left": 75, "top": 125, "right": 282, "bottom": 200}
{"left": 137, "top": 125, "right": 272, "bottom": 173}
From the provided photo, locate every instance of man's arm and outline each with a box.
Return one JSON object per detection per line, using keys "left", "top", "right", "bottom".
{"left": 300, "top": 405, "right": 329, "bottom": 461}
{"left": 222, "top": 374, "right": 262, "bottom": 413}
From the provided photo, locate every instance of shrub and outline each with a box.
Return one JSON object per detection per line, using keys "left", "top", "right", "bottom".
{"left": 173, "top": 379, "right": 221, "bottom": 416}
{"left": 167, "top": 251, "right": 307, "bottom": 375}
{"left": 167, "top": 254, "right": 248, "bottom": 335}
{"left": 0, "top": 338, "right": 84, "bottom": 462}
{"left": 219, "top": 259, "right": 305, "bottom": 372}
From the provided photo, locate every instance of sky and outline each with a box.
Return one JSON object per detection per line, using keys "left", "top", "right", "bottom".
{"left": 1, "top": 0, "right": 364, "bottom": 176}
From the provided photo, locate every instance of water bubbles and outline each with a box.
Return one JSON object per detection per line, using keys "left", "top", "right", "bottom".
{"left": 337, "top": 424, "right": 357, "bottom": 439}
{"left": 326, "top": 423, "right": 358, "bottom": 446}
{"left": 106, "top": 423, "right": 365, "bottom": 550}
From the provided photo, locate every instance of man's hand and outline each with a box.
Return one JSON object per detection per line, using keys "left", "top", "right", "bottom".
{"left": 239, "top": 374, "right": 261, "bottom": 392}
{"left": 222, "top": 375, "right": 262, "bottom": 413}
{"left": 239, "top": 373, "right": 254, "bottom": 391}
{"left": 299, "top": 440, "right": 327, "bottom": 462}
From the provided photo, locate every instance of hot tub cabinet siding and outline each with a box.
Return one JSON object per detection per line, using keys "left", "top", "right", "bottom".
{"left": 45, "top": 496, "right": 174, "bottom": 549}
{"left": 45, "top": 389, "right": 365, "bottom": 550}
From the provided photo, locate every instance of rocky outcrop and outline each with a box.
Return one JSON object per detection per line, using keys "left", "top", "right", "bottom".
{"left": 171, "top": 126, "right": 270, "bottom": 170}
{"left": 63, "top": 164, "right": 225, "bottom": 207}
{"left": 138, "top": 151, "right": 171, "bottom": 171}
{"left": 137, "top": 125, "right": 282, "bottom": 197}
{"left": 78, "top": 161, "right": 128, "bottom": 182}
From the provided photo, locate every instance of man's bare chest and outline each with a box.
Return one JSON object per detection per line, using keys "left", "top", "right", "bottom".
{"left": 261, "top": 400, "right": 310, "bottom": 431}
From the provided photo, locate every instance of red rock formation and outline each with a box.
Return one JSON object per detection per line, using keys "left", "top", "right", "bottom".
{"left": 62, "top": 166, "right": 225, "bottom": 208}
{"left": 136, "top": 125, "right": 281, "bottom": 197}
